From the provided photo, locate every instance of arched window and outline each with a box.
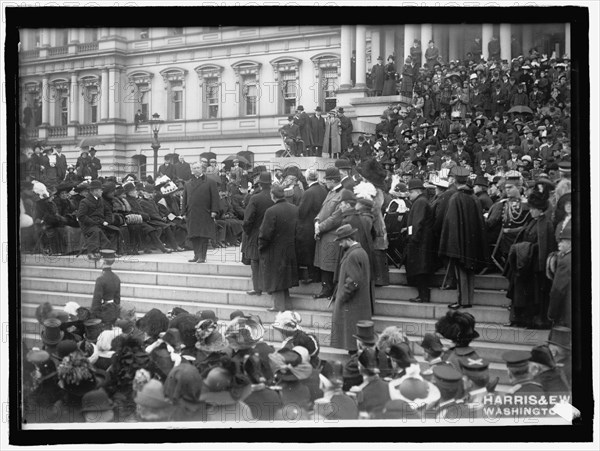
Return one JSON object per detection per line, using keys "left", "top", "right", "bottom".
{"left": 195, "top": 65, "right": 224, "bottom": 119}
{"left": 50, "top": 79, "right": 70, "bottom": 126}
{"left": 310, "top": 53, "right": 340, "bottom": 112}
{"left": 160, "top": 68, "right": 187, "bottom": 121}
{"left": 270, "top": 57, "right": 302, "bottom": 115}
{"left": 80, "top": 75, "right": 101, "bottom": 124}
{"left": 232, "top": 61, "right": 261, "bottom": 117}
{"left": 128, "top": 71, "right": 154, "bottom": 121}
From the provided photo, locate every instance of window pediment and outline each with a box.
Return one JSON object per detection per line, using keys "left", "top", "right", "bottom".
{"left": 79, "top": 75, "right": 101, "bottom": 88}
{"left": 159, "top": 68, "right": 188, "bottom": 89}
{"left": 231, "top": 61, "right": 261, "bottom": 77}
{"left": 128, "top": 71, "right": 154, "bottom": 85}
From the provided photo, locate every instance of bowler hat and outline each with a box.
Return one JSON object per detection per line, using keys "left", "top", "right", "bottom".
{"left": 88, "top": 180, "right": 102, "bottom": 190}
{"left": 257, "top": 171, "right": 272, "bottom": 185}
{"left": 352, "top": 320, "right": 378, "bottom": 345}
{"left": 324, "top": 167, "right": 341, "bottom": 181}
{"left": 335, "top": 159, "right": 352, "bottom": 170}
{"left": 547, "top": 326, "right": 571, "bottom": 350}
{"left": 334, "top": 224, "right": 357, "bottom": 241}
{"left": 41, "top": 318, "right": 64, "bottom": 345}
{"left": 408, "top": 179, "right": 424, "bottom": 190}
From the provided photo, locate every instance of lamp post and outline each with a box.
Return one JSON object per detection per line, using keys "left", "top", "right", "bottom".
{"left": 148, "top": 112, "right": 164, "bottom": 179}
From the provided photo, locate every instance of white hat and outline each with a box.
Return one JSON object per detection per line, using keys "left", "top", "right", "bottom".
{"left": 521, "top": 155, "right": 532, "bottom": 163}
{"left": 431, "top": 175, "right": 449, "bottom": 188}
{"left": 154, "top": 175, "right": 171, "bottom": 186}
{"left": 469, "top": 73, "right": 478, "bottom": 80}
{"left": 160, "top": 181, "right": 178, "bottom": 195}
{"left": 63, "top": 302, "right": 81, "bottom": 318}
{"left": 292, "top": 346, "right": 310, "bottom": 364}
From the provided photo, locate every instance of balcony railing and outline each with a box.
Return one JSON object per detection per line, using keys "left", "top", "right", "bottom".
{"left": 48, "top": 46, "right": 68, "bottom": 56}
{"left": 78, "top": 124, "right": 98, "bottom": 136}
{"left": 47, "top": 126, "right": 68, "bottom": 137}
{"left": 78, "top": 41, "right": 99, "bottom": 52}
{"left": 26, "top": 127, "right": 39, "bottom": 138}
{"left": 20, "top": 49, "right": 40, "bottom": 59}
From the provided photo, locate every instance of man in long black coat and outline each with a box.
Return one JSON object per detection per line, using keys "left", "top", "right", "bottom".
{"left": 308, "top": 107, "right": 326, "bottom": 157}
{"left": 182, "top": 161, "right": 220, "bottom": 263}
{"left": 91, "top": 253, "right": 121, "bottom": 315}
{"left": 438, "top": 168, "right": 489, "bottom": 309}
{"left": 405, "top": 179, "right": 435, "bottom": 304}
{"left": 296, "top": 169, "right": 327, "bottom": 284}
{"left": 295, "top": 106, "right": 312, "bottom": 156}
{"left": 77, "top": 180, "right": 113, "bottom": 259}
{"left": 259, "top": 185, "right": 299, "bottom": 312}
{"left": 89, "top": 148, "right": 102, "bottom": 179}
{"left": 370, "top": 56, "right": 385, "bottom": 96}
{"left": 242, "top": 172, "right": 274, "bottom": 296}
{"left": 338, "top": 108, "right": 353, "bottom": 152}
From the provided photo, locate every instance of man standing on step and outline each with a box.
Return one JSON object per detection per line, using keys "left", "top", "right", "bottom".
{"left": 77, "top": 179, "right": 114, "bottom": 261}
{"left": 438, "top": 167, "right": 489, "bottom": 309}
{"left": 242, "top": 171, "right": 274, "bottom": 296}
{"left": 182, "top": 161, "right": 220, "bottom": 263}
{"left": 91, "top": 249, "right": 121, "bottom": 318}
{"left": 259, "top": 184, "right": 299, "bottom": 312}
{"left": 405, "top": 179, "right": 435, "bottom": 304}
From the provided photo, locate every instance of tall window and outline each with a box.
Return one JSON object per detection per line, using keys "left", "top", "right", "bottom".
{"left": 33, "top": 30, "right": 41, "bottom": 48}
{"left": 83, "top": 86, "right": 99, "bottom": 123}
{"left": 280, "top": 71, "right": 297, "bottom": 115}
{"left": 160, "top": 68, "right": 187, "bottom": 121}
{"left": 56, "top": 29, "right": 68, "bottom": 46}
{"left": 206, "top": 77, "right": 220, "bottom": 119}
{"left": 51, "top": 82, "right": 69, "bottom": 126}
{"left": 242, "top": 74, "right": 257, "bottom": 116}
{"left": 129, "top": 72, "right": 154, "bottom": 122}
{"left": 322, "top": 67, "right": 338, "bottom": 112}
{"left": 137, "top": 84, "right": 150, "bottom": 119}
{"left": 58, "top": 94, "right": 68, "bottom": 125}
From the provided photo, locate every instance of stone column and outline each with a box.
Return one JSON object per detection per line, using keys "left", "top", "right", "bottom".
{"left": 421, "top": 23, "right": 433, "bottom": 49}
{"left": 41, "top": 76, "right": 50, "bottom": 126}
{"left": 355, "top": 25, "right": 367, "bottom": 89}
{"left": 482, "top": 23, "right": 493, "bottom": 61}
{"left": 522, "top": 24, "right": 533, "bottom": 57}
{"left": 384, "top": 27, "right": 396, "bottom": 61}
{"left": 340, "top": 25, "right": 353, "bottom": 90}
{"left": 100, "top": 68, "right": 109, "bottom": 121}
{"left": 108, "top": 68, "right": 121, "bottom": 120}
{"left": 371, "top": 28, "right": 381, "bottom": 68}
{"left": 500, "top": 23, "right": 511, "bottom": 62}
{"left": 448, "top": 25, "right": 460, "bottom": 61}
{"left": 403, "top": 24, "right": 416, "bottom": 64}
{"left": 69, "top": 29, "right": 80, "bottom": 44}
{"left": 565, "top": 23, "right": 571, "bottom": 57}
{"left": 70, "top": 72, "right": 79, "bottom": 124}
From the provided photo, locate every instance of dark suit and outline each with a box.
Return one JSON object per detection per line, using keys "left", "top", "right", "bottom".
{"left": 182, "top": 174, "right": 220, "bottom": 261}
{"left": 296, "top": 181, "right": 328, "bottom": 281}
{"left": 91, "top": 268, "right": 121, "bottom": 313}
{"left": 77, "top": 194, "right": 112, "bottom": 253}
{"left": 55, "top": 153, "right": 67, "bottom": 181}
{"left": 308, "top": 114, "right": 326, "bottom": 156}
{"left": 89, "top": 155, "right": 102, "bottom": 179}
{"left": 242, "top": 187, "right": 274, "bottom": 292}
{"left": 259, "top": 199, "right": 299, "bottom": 310}
{"left": 338, "top": 114, "right": 354, "bottom": 151}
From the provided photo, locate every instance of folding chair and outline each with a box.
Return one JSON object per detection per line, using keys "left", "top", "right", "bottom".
{"left": 279, "top": 132, "right": 294, "bottom": 158}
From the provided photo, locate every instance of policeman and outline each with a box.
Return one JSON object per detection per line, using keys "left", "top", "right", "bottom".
{"left": 502, "top": 350, "right": 544, "bottom": 395}
{"left": 432, "top": 365, "right": 469, "bottom": 421}
{"left": 529, "top": 344, "right": 570, "bottom": 395}
{"left": 91, "top": 249, "right": 121, "bottom": 325}
{"left": 458, "top": 355, "right": 498, "bottom": 418}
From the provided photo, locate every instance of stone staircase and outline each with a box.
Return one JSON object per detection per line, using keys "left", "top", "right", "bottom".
{"left": 20, "top": 251, "right": 551, "bottom": 385}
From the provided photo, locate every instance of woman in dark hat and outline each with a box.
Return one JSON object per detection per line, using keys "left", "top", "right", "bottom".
{"left": 54, "top": 349, "right": 99, "bottom": 422}
{"left": 164, "top": 362, "right": 207, "bottom": 421}
{"left": 435, "top": 309, "right": 482, "bottom": 374}
{"left": 504, "top": 190, "right": 557, "bottom": 329}
{"left": 23, "top": 349, "right": 62, "bottom": 423}
{"left": 242, "top": 342, "right": 283, "bottom": 421}
{"left": 269, "top": 347, "right": 313, "bottom": 412}
{"left": 382, "top": 55, "right": 398, "bottom": 96}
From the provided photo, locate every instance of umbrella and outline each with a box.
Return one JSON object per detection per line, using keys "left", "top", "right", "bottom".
{"left": 199, "top": 151, "right": 217, "bottom": 161}
{"left": 445, "top": 72, "right": 461, "bottom": 82}
{"left": 237, "top": 150, "right": 254, "bottom": 167}
{"left": 78, "top": 137, "right": 103, "bottom": 149}
{"left": 507, "top": 105, "right": 534, "bottom": 115}
{"left": 222, "top": 154, "right": 250, "bottom": 166}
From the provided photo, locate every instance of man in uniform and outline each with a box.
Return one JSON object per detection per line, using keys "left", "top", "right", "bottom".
{"left": 438, "top": 167, "right": 489, "bottom": 309}
{"left": 502, "top": 350, "right": 545, "bottom": 395}
{"left": 432, "top": 365, "right": 469, "bottom": 421}
{"left": 90, "top": 249, "right": 121, "bottom": 322}
{"left": 259, "top": 184, "right": 299, "bottom": 312}
{"left": 530, "top": 344, "right": 570, "bottom": 395}
{"left": 182, "top": 161, "right": 220, "bottom": 263}
{"left": 242, "top": 171, "right": 275, "bottom": 296}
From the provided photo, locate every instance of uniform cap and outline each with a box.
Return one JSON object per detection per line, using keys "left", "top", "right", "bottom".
{"left": 502, "top": 350, "right": 532, "bottom": 370}
{"left": 432, "top": 364, "right": 463, "bottom": 390}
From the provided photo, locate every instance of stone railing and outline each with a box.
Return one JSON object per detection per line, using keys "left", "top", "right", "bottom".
{"left": 20, "top": 49, "right": 40, "bottom": 59}
{"left": 47, "top": 126, "right": 68, "bottom": 137}
{"left": 78, "top": 41, "right": 99, "bottom": 52}
{"left": 77, "top": 124, "right": 98, "bottom": 136}
{"left": 48, "top": 46, "right": 68, "bottom": 56}
{"left": 26, "top": 127, "right": 39, "bottom": 138}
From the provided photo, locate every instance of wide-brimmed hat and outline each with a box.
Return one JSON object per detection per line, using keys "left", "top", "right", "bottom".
{"left": 324, "top": 167, "right": 341, "bottom": 181}
{"left": 357, "top": 158, "right": 387, "bottom": 189}
{"left": 547, "top": 326, "right": 571, "bottom": 350}
{"left": 41, "top": 318, "right": 64, "bottom": 345}
{"left": 224, "top": 315, "right": 265, "bottom": 350}
{"left": 352, "top": 320, "right": 378, "bottom": 345}
{"left": 81, "top": 388, "right": 113, "bottom": 412}
{"left": 334, "top": 224, "right": 357, "bottom": 242}
{"left": 134, "top": 379, "right": 172, "bottom": 410}
{"left": 389, "top": 364, "right": 441, "bottom": 409}
{"left": 272, "top": 311, "right": 303, "bottom": 335}
{"left": 527, "top": 191, "right": 548, "bottom": 211}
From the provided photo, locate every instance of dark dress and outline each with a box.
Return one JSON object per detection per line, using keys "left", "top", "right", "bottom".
{"left": 296, "top": 182, "right": 328, "bottom": 268}
{"left": 382, "top": 62, "right": 397, "bottom": 96}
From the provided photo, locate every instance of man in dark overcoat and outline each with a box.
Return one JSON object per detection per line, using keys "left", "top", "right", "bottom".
{"left": 242, "top": 171, "right": 274, "bottom": 296}
{"left": 337, "top": 108, "right": 353, "bottom": 152}
{"left": 330, "top": 225, "right": 372, "bottom": 351}
{"left": 308, "top": 107, "right": 326, "bottom": 157}
{"left": 259, "top": 185, "right": 299, "bottom": 312}
{"left": 54, "top": 145, "right": 67, "bottom": 181}
{"left": 89, "top": 148, "right": 102, "bottom": 179}
{"left": 370, "top": 56, "right": 385, "bottom": 96}
{"left": 405, "top": 179, "right": 435, "bottom": 304}
{"left": 296, "top": 169, "right": 328, "bottom": 284}
{"left": 295, "top": 105, "right": 312, "bottom": 156}
{"left": 438, "top": 167, "right": 489, "bottom": 309}
{"left": 77, "top": 179, "right": 113, "bottom": 260}
{"left": 182, "top": 161, "right": 220, "bottom": 263}
{"left": 91, "top": 250, "right": 121, "bottom": 315}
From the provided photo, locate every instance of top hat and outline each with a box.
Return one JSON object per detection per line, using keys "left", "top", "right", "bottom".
{"left": 335, "top": 159, "right": 352, "bottom": 170}
{"left": 334, "top": 224, "right": 357, "bottom": 241}
{"left": 352, "top": 320, "right": 378, "bottom": 345}
{"left": 547, "top": 326, "right": 571, "bottom": 350}
{"left": 83, "top": 318, "right": 103, "bottom": 342}
{"left": 408, "top": 179, "right": 425, "bottom": 190}
{"left": 41, "top": 318, "right": 64, "bottom": 346}
{"left": 257, "top": 171, "right": 272, "bottom": 185}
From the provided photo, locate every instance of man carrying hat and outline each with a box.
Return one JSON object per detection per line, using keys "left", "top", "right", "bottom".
{"left": 259, "top": 184, "right": 299, "bottom": 312}
{"left": 242, "top": 172, "right": 275, "bottom": 296}
{"left": 77, "top": 180, "right": 115, "bottom": 260}
{"left": 182, "top": 161, "right": 220, "bottom": 263}
{"left": 330, "top": 225, "right": 372, "bottom": 351}
{"left": 438, "top": 167, "right": 489, "bottom": 309}
{"left": 404, "top": 179, "right": 435, "bottom": 304}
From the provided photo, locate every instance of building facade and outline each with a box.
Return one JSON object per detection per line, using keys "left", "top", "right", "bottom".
{"left": 18, "top": 23, "right": 570, "bottom": 178}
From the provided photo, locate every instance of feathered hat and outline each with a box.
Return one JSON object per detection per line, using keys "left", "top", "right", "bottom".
{"left": 435, "top": 310, "right": 480, "bottom": 345}
{"left": 357, "top": 158, "right": 387, "bottom": 190}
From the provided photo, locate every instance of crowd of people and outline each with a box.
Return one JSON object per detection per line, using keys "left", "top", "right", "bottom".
{"left": 25, "top": 281, "right": 572, "bottom": 423}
